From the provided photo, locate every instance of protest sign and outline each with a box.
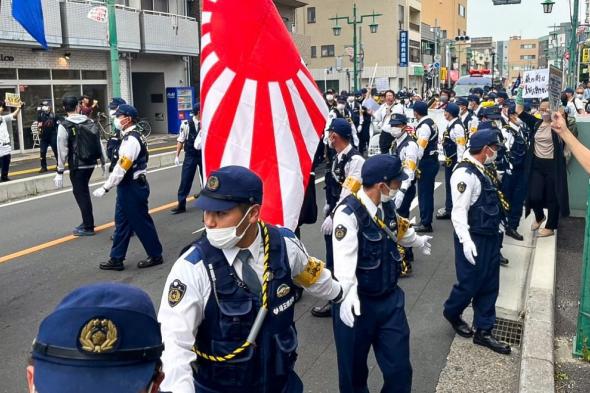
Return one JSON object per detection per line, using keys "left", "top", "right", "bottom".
{"left": 548, "top": 65, "right": 563, "bottom": 111}
{"left": 4, "top": 93, "right": 22, "bottom": 107}
{"left": 522, "top": 69, "right": 550, "bottom": 98}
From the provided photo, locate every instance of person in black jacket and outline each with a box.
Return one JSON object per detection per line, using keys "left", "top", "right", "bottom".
{"left": 515, "top": 89, "right": 569, "bottom": 237}
{"left": 37, "top": 100, "right": 58, "bottom": 173}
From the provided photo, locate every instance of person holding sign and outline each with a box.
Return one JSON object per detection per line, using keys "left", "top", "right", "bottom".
{"left": 0, "top": 98, "right": 23, "bottom": 182}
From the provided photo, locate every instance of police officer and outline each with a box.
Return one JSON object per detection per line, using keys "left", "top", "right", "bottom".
{"left": 106, "top": 97, "right": 127, "bottom": 172}
{"left": 457, "top": 97, "right": 473, "bottom": 130}
{"left": 37, "top": 100, "right": 58, "bottom": 173}
{"left": 437, "top": 103, "right": 467, "bottom": 220}
{"left": 443, "top": 127, "right": 511, "bottom": 355}
{"left": 314, "top": 118, "right": 365, "bottom": 318}
{"left": 28, "top": 283, "right": 165, "bottom": 393}
{"left": 92, "top": 104, "right": 164, "bottom": 271}
{"left": 158, "top": 166, "right": 343, "bottom": 393}
{"left": 501, "top": 105, "right": 530, "bottom": 241}
{"left": 413, "top": 101, "right": 439, "bottom": 233}
{"left": 172, "top": 103, "right": 202, "bottom": 214}
{"left": 332, "top": 154, "right": 432, "bottom": 393}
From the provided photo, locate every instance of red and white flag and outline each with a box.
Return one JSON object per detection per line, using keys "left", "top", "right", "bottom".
{"left": 200, "top": 0, "right": 328, "bottom": 230}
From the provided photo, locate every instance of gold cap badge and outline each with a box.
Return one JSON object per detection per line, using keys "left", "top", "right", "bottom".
{"left": 79, "top": 318, "right": 118, "bottom": 353}
{"left": 206, "top": 176, "right": 220, "bottom": 191}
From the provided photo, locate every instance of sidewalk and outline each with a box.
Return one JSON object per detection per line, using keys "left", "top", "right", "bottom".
{"left": 5, "top": 134, "right": 178, "bottom": 181}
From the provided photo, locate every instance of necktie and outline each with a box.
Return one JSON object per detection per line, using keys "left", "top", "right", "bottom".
{"left": 376, "top": 207, "right": 384, "bottom": 221}
{"left": 237, "top": 249, "right": 261, "bottom": 296}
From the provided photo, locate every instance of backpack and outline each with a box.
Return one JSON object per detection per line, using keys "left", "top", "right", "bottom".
{"left": 62, "top": 119, "right": 103, "bottom": 168}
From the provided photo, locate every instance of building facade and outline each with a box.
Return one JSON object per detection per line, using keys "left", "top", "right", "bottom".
{"left": 421, "top": 0, "right": 467, "bottom": 39}
{"left": 294, "top": 0, "right": 423, "bottom": 93}
{"left": 507, "top": 36, "right": 540, "bottom": 82}
{"left": 0, "top": 0, "right": 199, "bottom": 152}
{"left": 495, "top": 40, "right": 509, "bottom": 85}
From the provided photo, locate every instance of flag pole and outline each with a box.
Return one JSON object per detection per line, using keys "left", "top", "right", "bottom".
{"left": 368, "top": 63, "right": 378, "bottom": 91}
{"left": 107, "top": 0, "right": 121, "bottom": 97}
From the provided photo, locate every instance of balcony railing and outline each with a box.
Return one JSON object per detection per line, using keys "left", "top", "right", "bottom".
{"left": 409, "top": 22, "right": 421, "bottom": 33}
{"left": 0, "top": 0, "right": 62, "bottom": 47}
{"left": 140, "top": 11, "right": 199, "bottom": 55}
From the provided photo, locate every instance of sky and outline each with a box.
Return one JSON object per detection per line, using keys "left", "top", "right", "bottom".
{"left": 467, "top": 0, "right": 582, "bottom": 41}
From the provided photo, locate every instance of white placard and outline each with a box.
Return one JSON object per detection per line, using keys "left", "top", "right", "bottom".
{"left": 522, "top": 68, "right": 550, "bottom": 99}
{"left": 362, "top": 96, "right": 381, "bottom": 112}
{"left": 375, "top": 77, "right": 390, "bottom": 92}
{"left": 87, "top": 6, "right": 108, "bottom": 23}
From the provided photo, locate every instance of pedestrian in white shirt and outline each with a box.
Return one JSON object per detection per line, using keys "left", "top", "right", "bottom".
{"left": 0, "top": 99, "right": 22, "bottom": 182}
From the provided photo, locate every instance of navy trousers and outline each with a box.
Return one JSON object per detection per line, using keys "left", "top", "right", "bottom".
{"left": 417, "top": 157, "right": 439, "bottom": 226}
{"left": 195, "top": 371, "right": 303, "bottom": 393}
{"left": 501, "top": 166, "right": 527, "bottom": 230}
{"left": 324, "top": 234, "right": 334, "bottom": 272}
{"left": 397, "top": 183, "right": 416, "bottom": 219}
{"left": 442, "top": 159, "right": 456, "bottom": 213}
{"left": 177, "top": 152, "right": 201, "bottom": 208}
{"left": 444, "top": 233, "right": 501, "bottom": 331}
{"left": 333, "top": 288, "right": 412, "bottom": 393}
{"left": 110, "top": 179, "right": 163, "bottom": 260}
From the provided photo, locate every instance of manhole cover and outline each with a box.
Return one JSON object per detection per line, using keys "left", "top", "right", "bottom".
{"left": 493, "top": 317, "right": 523, "bottom": 347}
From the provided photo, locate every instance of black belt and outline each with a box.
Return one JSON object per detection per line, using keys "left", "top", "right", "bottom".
{"left": 134, "top": 174, "right": 147, "bottom": 185}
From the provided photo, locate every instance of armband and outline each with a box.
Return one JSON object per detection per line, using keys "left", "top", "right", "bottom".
{"left": 342, "top": 176, "right": 361, "bottom": 193}
{"left": 417, "top": 138, "right": 428, "bottom": 149}
{"left": 294, "top": 257, "right": 325, "bottom": 288}
{"left": 118, "top": 156, "right": 133, "bottom": 171}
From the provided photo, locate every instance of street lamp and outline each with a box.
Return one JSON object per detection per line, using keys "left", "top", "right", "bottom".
{"left": 541, "top": 0, "right": 555, "bottom": 14}
{"left": 330, "top": 4, "right": 383, "bottom": 91}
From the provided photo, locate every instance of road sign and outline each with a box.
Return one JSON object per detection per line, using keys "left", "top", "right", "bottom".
{"left": 433, "top": 62, "right": 441, "bottom": 69}
{"left": 583, "top": 48, "right": 590, "bottom": 64}
{"left": 434, "top": 54, "right": 441, "bottom": 62}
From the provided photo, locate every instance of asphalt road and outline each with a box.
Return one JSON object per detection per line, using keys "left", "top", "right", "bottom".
{"left": 0, "top": 164, "right": 457, "bottom": 393}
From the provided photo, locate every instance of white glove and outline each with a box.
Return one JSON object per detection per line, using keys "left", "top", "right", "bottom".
{"left": 53, "top": 174, "right": 63, "bottom": 189}
{"left": 93, "top": 187, "right": 107, "bottom": 198}
{"left": 394, "top": 190, "right": 405, "bottom": 209}
{"left": 357, "top": 125, "right": 362, "bottom": 133}
{"left": 321, "top": 216, "right": 333, "bottom": 235}
{"left": 323, "top": 204, "right": 331, "bottom": 217}
{"left": 339, "top": 285, "right": 361, "bottom": 328}
{"left": 174, "top": 155, "right": 180, "bottom": 166}
{"left": 416, "top": 235, "right": 433, "bottom": 256}
{"left": 462, "top": 239, "right": 478, "bottom": 265}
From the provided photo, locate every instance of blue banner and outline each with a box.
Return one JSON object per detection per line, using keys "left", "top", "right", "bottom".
{"left": 399, "top": 30, "right": 408, "bottom": 67}
{"left": 12, "top": 0, "right": 48, "bottom": 49}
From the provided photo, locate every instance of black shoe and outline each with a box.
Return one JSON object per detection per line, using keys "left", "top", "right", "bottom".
{"left": 473, "top": 329, "right": 511, "bottom": 354}
{"left": 39, "top": 167, "right": 48, "bottom": 173}
{"left": 500, "top": 254, "right": 509, "bottom": 266}
{"left": 414, "top": 224, "right": 433, "bottom": 233}
{"left": 436, "top": 208, "right": 451, "bottom": 220}
{"left": 171, "top": 206, "right": 186, "bottom": 215}
{"left": 443, "top": 310, "right": 474, "bottom": 338}
{"left": 505, "top": 227, "right": 524, "bottom": 241}
{"left": 311, "top": 302, "right": 332, "bottom": 318}
{"left": 137, "top": 256, "right": 164, "bottom": 269}
{"left": 1, "top": 177, "right": 10, "bottom": 182}
{"left": 73, "top": 228, "right": 95, "bottom": 237}
{"left": 100, "top": 258, "right": 125, "bottom": 271}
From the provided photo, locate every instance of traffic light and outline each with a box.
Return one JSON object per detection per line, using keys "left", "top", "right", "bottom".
{"left": 455, "top": 35, "right": 470, "bottom": 42}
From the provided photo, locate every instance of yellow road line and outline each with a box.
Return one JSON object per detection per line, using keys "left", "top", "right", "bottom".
{"left": 0, "top": 196, "right": 195, "bottom": 265}
{"left": 7, "top": 145, "right": 176, "bottom": 177}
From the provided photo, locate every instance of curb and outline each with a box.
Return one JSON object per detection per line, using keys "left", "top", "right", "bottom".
{"left": 0, "top": 150, "right": 179, "bottom": 203}
{"left": 518, "top": 232, "right": 557, "bottom": 393}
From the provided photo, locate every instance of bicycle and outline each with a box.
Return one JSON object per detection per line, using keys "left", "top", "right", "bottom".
{"left": 96, "top": 112, "right": 115, "bottom": 140}
{"left": 137, "top": 118, "right": 152, "bottom": 138}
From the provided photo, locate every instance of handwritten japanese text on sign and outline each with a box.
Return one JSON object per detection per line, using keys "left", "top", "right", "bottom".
{"left": 522, "top": 69, "right": 550, "bottom": 99}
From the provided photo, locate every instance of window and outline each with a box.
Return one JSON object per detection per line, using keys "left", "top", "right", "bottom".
{"left": 52, "top": 69, "right": 80, "bottom": 80}
{"left": 18, "top": 69, "right": 50, "bottom": 80}
{"left": 82, "top": 70, "right": 107, "bottom": 79}
{"left": 141, "top": 0, "right": 168, "bottom": 12}
{"left": 321, "top": 45, "right": 335, "bottom": 57}
{"left": 116, "top": 0, "right": 129, "bottom": 5}
{"left": 307, "top": 7, "right": 316, "bottom": 24}
{"left": 458, "top": 4, "right": 466, "bottom": 17}
{"left": 410, "top": 47, "right": 421, "bottom": 63}
{"left": 0, "top": 69, "right": 17, "bottom": 79}
{"left": 311, "top": 46, "right": 317, "bottom": 58}
{"left": 521, "top": 55, "right": 536, "bottom": 60}
{"left": 520, "top": 44, "right": 536, "bottom": 49}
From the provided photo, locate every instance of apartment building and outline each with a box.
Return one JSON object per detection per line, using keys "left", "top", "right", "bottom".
{"left": 507, "top": 36, "right": 540, "bottom": 82}
{"left": 0, "top": 0, "right": 199, "bottom": 151}
{"left": 294, "top": 0, "right": 423, "bottom": 92}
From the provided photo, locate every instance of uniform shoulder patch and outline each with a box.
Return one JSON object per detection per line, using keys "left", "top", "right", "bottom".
{"left": 168, "top": 279, "right": 187, "bottom": 307}
{"left": 457, "top": 181, "right": 467, "bottom": 193}
{"left": 334, "top": 224, "right": 347, "bottom": 241}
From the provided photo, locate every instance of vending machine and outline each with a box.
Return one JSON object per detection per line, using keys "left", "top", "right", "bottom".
{"left": 166, "top": 86, "right": 195, "bottom": 134}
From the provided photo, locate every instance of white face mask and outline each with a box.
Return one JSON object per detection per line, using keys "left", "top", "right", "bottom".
{"left": 381, "top": 184, "right": 398, "bottom": 203}
{"left": 109, "top": 109, "right": 116, "bottom": 118}
{"left": 392, "top": 126, "right": 404, "bottom": 138}
{"left": 113, "top": 117, "right": 123, "bottom": 130}
{"left": 347, "top": 97, "right": 355, "bottom": 104}
{"left": 337, "top": 103, "right": 345, "bottom": 111}
{"left": 41, "top": 106, "right": 49, "bottom": 112}
{"left": 206, "top": 207, "right": 254, "bottom": 249}
{"left": 577, "top": 94, "right": 584, "bottom": 99}
{"left": 484, "top": 147, "right": 497, "bottom": 165}
{"left": 326, "top": 94, "right": 334, "bottom": 102}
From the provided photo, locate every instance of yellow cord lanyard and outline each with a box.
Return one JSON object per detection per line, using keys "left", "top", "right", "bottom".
{"left": 194, "top": 221, "right": 271, "bottom": 362}
{"left": 461, "top": 159, "right": 510, "bottom": 213}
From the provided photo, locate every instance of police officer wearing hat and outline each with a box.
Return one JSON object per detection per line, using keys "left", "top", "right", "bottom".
{"left": 36, "top": 100, "right": 58, "bottom": 173}
{"left": 442, "top": 127, "right": 511, "bottom": 355}
{"left": 456, "top": 97, "right": 473, "bottom": 130}
{"left": 158, "top": 165, "right": 343, "bottom": 393}
{"left": 314, "top": 118, "right": 365, "bottom": 318}
{"left": 172, "top": 103, "right": 203, "bottom": 214}
{"left": 331, "top": 154, "right": 432, "bottom": 393}
{"left": 28, "top": 283, "right": 165, "bottom": 393}
{"left": 413, "top": 101, "right": 439, "bottom": 233}
{"left": 92, "top": 104, "right": 164, "bottom": 271}
{"left": 106, "top": 97, "right": 127, "bottom": 172}
{"left": 437, "top": 103, "right": 467, "bottom": 220}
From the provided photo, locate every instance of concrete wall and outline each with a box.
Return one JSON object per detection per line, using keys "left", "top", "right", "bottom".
{"left": 132, "top": 72, "right": 166, "bottom": 134}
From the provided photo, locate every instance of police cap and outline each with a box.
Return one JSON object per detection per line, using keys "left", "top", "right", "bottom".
{"left": 469, "top": 128, "right": 501, "bottom": 150}
{"left": 497, "top": 91, "right": 509, "bottom": 100}
{"left": 471, "top": 87, "right": 484, "bottom": 95}
{"left": 193, "top": 102, "right": 200, "bottom": 114}
{"left": 195, "top": 166, "right": 263, "bottom": 212}
{"left": 108, "top": 97, "right": 126, "bottom": 110}
{"left": 445, "top": 103, "right": 460, "bottom": 118}
{"left": 413, "top": 101, "right": 429, "bottom": 116}
{"left": 455, "top": 97, "right": 469, "bottom": 107}
{"left": 329, "top": 118, "right": 352, "bottom": 138}
{"left": 479, "top": 106, "right": 502, "bottom": 120}
{"left": 487, "top": 92, "right": 498, "bottom": 100}
{"left": 389, "top": 113, "right": 408, "bottom": 126}
{"left": 31, "top": 283, "right": 163, "bottom": 393}
{"left": 468, "top": 95, "right": 481, "bottom": 105}
{"left": 113, "top": 104, "right": 139, "bottom": 119}
{"left": 563, "top": 87, "right": 575, "bottom": 95}
{"left": 362, "top": 154, "right": 408, "bottom": 186}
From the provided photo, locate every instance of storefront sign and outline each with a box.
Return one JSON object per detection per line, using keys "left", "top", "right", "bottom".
{"left": 399, "top": 31, "right": 408, "bottom": 68}
{"left": 0, "top": 54, "right": 15, "bottom": 62}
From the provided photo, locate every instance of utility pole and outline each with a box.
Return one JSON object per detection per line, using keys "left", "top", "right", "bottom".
{"left": 569, "top": 0, "right": 580, "bottom": 87}
{"left": 107, "top": 0, "right": 121, "bottom": 97}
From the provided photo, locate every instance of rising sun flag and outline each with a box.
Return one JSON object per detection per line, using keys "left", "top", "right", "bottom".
{"left": 200, "top": 0, "right": 329, "bottom": 230}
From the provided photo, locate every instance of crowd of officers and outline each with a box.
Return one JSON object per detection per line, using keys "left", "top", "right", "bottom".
{"left": 25, "top": 82, "right": 570, "bottom": 393}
